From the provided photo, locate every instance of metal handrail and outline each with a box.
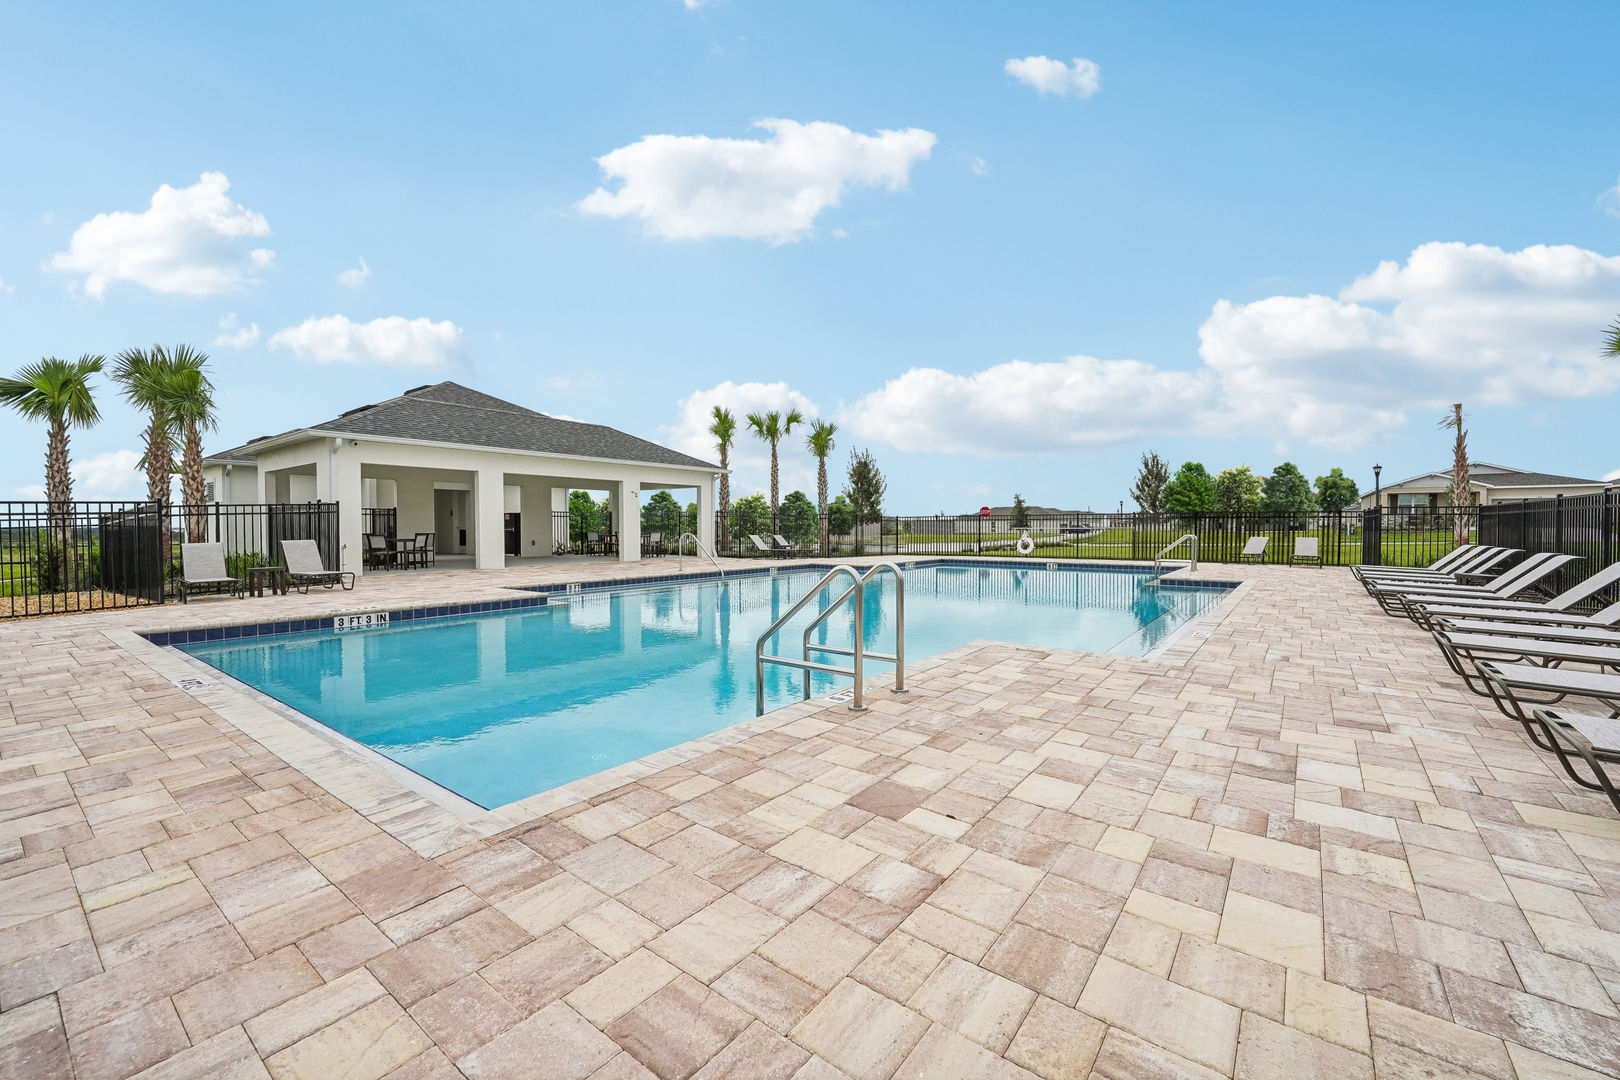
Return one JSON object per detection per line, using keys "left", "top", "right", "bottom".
{"left": 1154, "top": 534, "right": 1199, "bottom": 579}
{"left": 756, "top": 565, "right": 863, "bottom": 716}
{"left": 675, "top": 532, "right": 722, "bottom": 575}
{"left": 802, "top": 562, "right": 906, "bottom": 701}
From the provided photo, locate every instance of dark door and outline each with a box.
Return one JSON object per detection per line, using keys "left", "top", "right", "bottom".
{"left": 504, "top": 512, "right": 521, "bottom": 557}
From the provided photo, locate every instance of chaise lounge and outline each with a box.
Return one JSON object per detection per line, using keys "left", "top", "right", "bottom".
{"left": 281, "top": 539, "right": 356, "bottom": 593}
{"left": 178, "top": 542, "right": 242, "bottom": 603}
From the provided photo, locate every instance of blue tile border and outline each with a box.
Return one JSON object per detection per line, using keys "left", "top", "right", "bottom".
{"left": 142, "top": 557, "right": 1235, "bottom": 649}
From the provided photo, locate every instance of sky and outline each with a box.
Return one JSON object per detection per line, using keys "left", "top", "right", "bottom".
{"left": 3, "top": 1, "right": 1619, "bottom": 512}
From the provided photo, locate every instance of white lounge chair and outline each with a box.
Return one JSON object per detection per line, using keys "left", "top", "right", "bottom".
{"left": 748, "top": 534, "right": 782, "bottom": 558}
{"left": 1291, "top": 537, "right": 1320, "bottom": 567}
{"left": 772, "top": 534, "right": 800, "bottom": 556}
{"left": 1238, "top": 536, "right": 1268, "bottom": 563}
{"left": 178, "top": 543, "right": 242, "bottom": 603}
{"left": 281, "top": 539, "right": 355, "bottom": 593}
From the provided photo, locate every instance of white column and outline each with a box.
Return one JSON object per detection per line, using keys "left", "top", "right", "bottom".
{"left": 474, "top": 468, "right": 506, "bottom": 570}
{"left": 696, "top": 477, "right": 715, "bottom": 554}
{"left": 333, "top": 451, "right": 364, "bottom": 576}
{"left": 614, "top": 480, "right": 640, "bottom": 562}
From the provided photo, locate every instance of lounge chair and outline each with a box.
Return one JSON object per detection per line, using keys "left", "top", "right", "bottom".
{"left": 178, "top": 542, "right": 242, "bottom": 603}
{"left": 1291, "top": 537, "right": 1321, "bottom": 567}
{"left": 1351, "top": 544, "right": 1482, "bottom": 583}
{"left": 1523, "top": 708, "right": 1620, "bottom": 815}
{"left": 1238, "top": 537, "right": 1268, "bottom": 563}
{"left": 1406, "top": 562, "right": 1620, "bottom": 630}
{"left": 1354, "top": 546, "right": 1516, "bottom": 588}
{"left": 1367, "top": 552, "right": 1580, "bottom": 618}
{"left": 281, "top": 539, "right": 355, "bottom": 593}
{"left": 1435, "top": 615, "right": 1620, "bottom": 646}
{"left": 1475, "top": 661, "right": 1620, "bottom": 722}
{"left": 772, "top": 534, "right": 800, "bottom": 557}
{"left": 1431, "top": 626, "right": 1620, "bottom": 696}
{"left": 748, "top": 534, "right": 781, "bottom": 558}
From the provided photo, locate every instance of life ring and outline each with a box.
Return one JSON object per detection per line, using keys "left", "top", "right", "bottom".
{"left": 1016, "top": 532, "right": 1035, "bottom": 555}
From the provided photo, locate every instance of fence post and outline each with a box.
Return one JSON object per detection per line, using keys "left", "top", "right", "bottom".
{"left": 1604, "top": 487, "right": 1614, "bottom": 570}
{"left": 1555, "top": 494, "right": 1564, "bottom": 556}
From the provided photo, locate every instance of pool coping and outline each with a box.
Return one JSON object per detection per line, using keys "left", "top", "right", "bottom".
{"left": 117, "top": 558, "right": 1248, "bottom": 858}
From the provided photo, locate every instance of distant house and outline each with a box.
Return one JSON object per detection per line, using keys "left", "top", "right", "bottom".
{"left": 1358, "top": 461, "right": 1606, "bottom": 513}
{"left": 203, "top": 382, "right": 718, "bottom": 574}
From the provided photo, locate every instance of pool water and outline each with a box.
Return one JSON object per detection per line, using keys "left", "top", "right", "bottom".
{"left": 179, "top": 563, "right": 1231, "bottom": 808}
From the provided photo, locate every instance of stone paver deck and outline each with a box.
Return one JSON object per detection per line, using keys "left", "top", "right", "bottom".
{"left": 5, "top": 557, "right": 1620, "bottom": 1079}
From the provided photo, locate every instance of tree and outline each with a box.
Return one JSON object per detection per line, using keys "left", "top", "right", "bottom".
{"left": 1130, "top": 451, "right": 1170, "bottom": 513}
{"left": 641, "top": 490, "right": 682, "bottom": 537}
{"left": 1010, "top": 493, "right": 1030, "bottom": 529}
{"left": 684, "top": 501, "right": 699, "bottom": 535}
{"left": 568, "top": 489, "right": 604, "bottom": 543}
{"left": 1439, "top": 403, "right": 1471, "bottom": 545}
{"left": 1313, "top": 467, "right": 1360, "bottom": 513}
{"left": 1162, "top": 462, "right": 1216, "bottom": 516}
{"left": 1604, "top": 317, "right": 1620, "bottom": 360}
{"left": 729, "top": 493, "right": 771, "bottom": 541}
{"left": 1259, "top": 462, "right": 1317, "bottom": 522}
{"left": 113, "top": 345, "right": 181, "bottom": 511}
{"left": 0, "top": 355, "right": 105, "bottom": 589}
{"left": 844, "top": 448, "right": 886, "bottom": 525}
{"left": 779, "top": 490, "right": 818, "bottom": 546}
{"left": 709, "top": 406, "right": 737, "bottom": 549}
{"left": 826, "top": 495, "right": 856, "bottom": 540}
{"left": 745, "top": 408, "right": 804, "bottom": 528}
{"left": 164, "top": 350, "right": 216, "bottom": 542}
{"left": 806, "top": 419, "right": 837, "bottom": 555}
{"left": 1213, "top": 465, "right": 1263, "bottom": 513}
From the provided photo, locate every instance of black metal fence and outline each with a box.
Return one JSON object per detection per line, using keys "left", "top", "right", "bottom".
{"left": 552, "top": 509, "right": 617, "bottom": 555}
{"left": 165, "top": 502, "right": 341, "bottom": 583}
{"left": 0, "top": 501, "right": 164, "bottom": 618}
{"left": 362, "top": 508, "right": 397, "bottom": 540}
{"left": 1478, "top": 489, "right": 1620, "bottom": 596}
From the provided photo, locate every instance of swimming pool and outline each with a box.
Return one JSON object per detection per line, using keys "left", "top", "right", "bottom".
{"left": 177, "top": 562, "right": 1232, "bottom": 809}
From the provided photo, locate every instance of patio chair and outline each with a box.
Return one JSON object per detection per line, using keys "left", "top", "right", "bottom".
{"left": 1523, "top": 707, "right": 1620, "bottom": 815}
{"left": 1238, "top": 536, "right": 1268, "bottom": 563}
{"left": 642, "top": 532, "right": 663, "bottom": 557}
{"left": 1431, "top": 626, "right": 1620, "bottom": 696}
{"left": 1405, "top": 562, "right": 1620, "bottom": 630}
{"left": 363, "top": 533, "right": 392, "bottom": 570}
{"left": 585, "top": 531, "right": 603, "bottom": 556}
{"left": 1353, "top": 546, "right": 1515, "bottom": 588}
{"left": 748, "top": 534, "right": 780, "bottom": 558}
{"left": 1291, "top": 537, "right": 1320, "bottom": 567}
{"left": 1475, "top": 660, "right": 1620, "bottom": 724}
{"left": 414, "top": 532, "right": 435, "bottom": 568}
{"left": 1367, "top": 552, "right": 1579, "bottom": 618}
{"left": 178, "top": 542, "right": 242, "bottom": 603}
{"left": 1350, "top": 543, "right": 1481, "bottom": 584}
{"left": 772, "top": 534, "right": 800, "bottom": 557}
{"left": 281, "top": 539, "right": 355, "bottom": 593}
{"left": 1435, "top": 614, "right": 1620, "bottom": 646}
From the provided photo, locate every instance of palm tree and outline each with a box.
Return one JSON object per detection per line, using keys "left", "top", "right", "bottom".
{"left": 1438, "top": 403, "right": 1470, "bottom": 546}
{"left": 1604, "top": 317, "right": 1620, "bottom": 359}
{"left": 745, "top": 408, "right": 803, "bottom": 532}
{"left": 112, "top": 344, "right": 180, "bottom": 511}
{"left": 164, "top": 354, "right": 217, "bottom": 541}
{"left": 806, "top": 419, "right": 837, "bottom": 555}
{"left": 709, "top": 406, "right": 736, "bottom": 550}
{"left": 0, "top": 355, "right": 105, "bottom": 588}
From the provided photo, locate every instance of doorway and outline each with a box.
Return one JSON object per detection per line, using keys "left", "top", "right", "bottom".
{"left": 434, "top": 489, "right": 470, "bottom": 553}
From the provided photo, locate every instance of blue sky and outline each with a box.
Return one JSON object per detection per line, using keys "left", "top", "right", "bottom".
{"left": 3, "top": 1, "right": 1618, "bottom": 510}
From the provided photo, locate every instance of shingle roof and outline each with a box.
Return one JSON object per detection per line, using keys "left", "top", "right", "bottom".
{"left": 208, "top": 382, "right": 717, "bottom": 471}
{"left": 1381, "top": 462, "right": 1603, "bottom": 491}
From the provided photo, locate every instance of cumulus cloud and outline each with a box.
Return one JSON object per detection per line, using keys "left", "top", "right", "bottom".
{"left": 546, "top": 374, "right": 597, "bottom": 391}
{"left": 840, "top": 241, "right": 1620, "bottom": 455}
{"left": 47, "top": 172, "right": 273, "bottom": 299}
{"left": 578, "top": 119, "right": 936, "bottom": 243}
{"left": 268, "top": 315, "right": 463, "bottom": 368}
{"left": 338, "top": 257, "right": 371, "bottom": 288}
{"left": 14, "top": 449, "right": 144, "bottom": 500}
{"left": 1005, "top": 56, "right": 1101, "bottom": 98}
{"left": 211, "top": 313, "right": 260, "bottom": 349}
{"left": 659, "top": 381, "right": 822, "bottom": 494}
{"left": 842, "top": 356, "right": 1213, "bottom": 456}
{"left": 1601, "top": 174, "right": 1620, "bottom": 218}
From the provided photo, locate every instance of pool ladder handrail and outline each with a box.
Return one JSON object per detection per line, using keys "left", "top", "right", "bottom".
{"left": 754, "top": 563, "right": 906, "bottom": 716}
{"left": 1154, "top": 534, "right": 1199, "bottom": 580}
{"left": 675, "top": 532, "right": 723, "bottom": 576}
{"left": 800, "top": 563, "right": 905, "bottom": 703}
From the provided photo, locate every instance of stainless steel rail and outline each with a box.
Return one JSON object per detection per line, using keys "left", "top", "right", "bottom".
{"left": 675, "top": 532, "right": 723, "bottom": 575}
{"left": 1153, "top": 534, "right": 1199, "bottom": 580}
{"left": 756, "top": 565, "right": 862, "bottom": 716}
{"left": 801, "top": 562, "right": 906, "bottom": 702}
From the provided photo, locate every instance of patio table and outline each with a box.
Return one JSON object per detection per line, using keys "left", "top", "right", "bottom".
{"left": 246, "top": 565, "right": 288, "bottom": 597}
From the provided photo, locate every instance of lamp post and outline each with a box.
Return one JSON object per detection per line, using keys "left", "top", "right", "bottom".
{"left": 1373, "top": 464, "right": 1382, "bottom": 509}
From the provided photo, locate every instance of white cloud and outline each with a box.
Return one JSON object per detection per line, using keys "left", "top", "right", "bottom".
{"left": 1005, "top": 56, "right": 1101, "bottom": 98}
{"left": 1600, "top": 175, "right": 1620, "bottom": 218}
{"left": 842, "top": 356, "right": 1213, "bottom": 456}
{"left": 268, "top": 315, "right": 464, "bottom": 368}
{"left": 47, "top": 172, "right": 273, "bottom": 299}
{"left": 14, "top": 449, "right": 144, "bottom": 500}
{"left": 578, "top": 119, "right": 936, "bottom": 243}
{"left": 1604, "top": 466, "right": 1620, "bottom": 482}
{"left": 841, "top": 241, "right": 1620, "bottom": 455}
{"left": 546, "top": 375, "right": 597, "bottom": 391}
{"left": 0, "top": 277, "right": 12, "bottom": 294}
{"left": 338, "top": 257, "right": 371, "bottom": 288}
{"left": 659, "top": 381, "right": 822, "bottom": 495}
{"left": 211, "top": 313, "right": 261, "bottom": 349}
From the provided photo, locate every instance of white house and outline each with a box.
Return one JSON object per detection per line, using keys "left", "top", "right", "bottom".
{"left": 203, "top": 382, "right": 718, "bottom": 574}
{"left": 1358, "top": 461, "right": 1607, "bottom": 512}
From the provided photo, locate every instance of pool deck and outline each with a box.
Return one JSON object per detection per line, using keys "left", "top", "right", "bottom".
{"left": 4, "top": 557, "right": 1620, "bottom": 1079}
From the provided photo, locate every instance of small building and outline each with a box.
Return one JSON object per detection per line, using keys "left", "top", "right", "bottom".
{"left": 1358, "top": 461, "right": 1607, "bottom": 513}
{"left": 203, "top": 382, "right": 718, "bottom": 574}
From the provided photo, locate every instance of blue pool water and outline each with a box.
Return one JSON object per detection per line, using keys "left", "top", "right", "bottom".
{"left": 179, "top": 563, "right": 1231, "bottom": 808}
